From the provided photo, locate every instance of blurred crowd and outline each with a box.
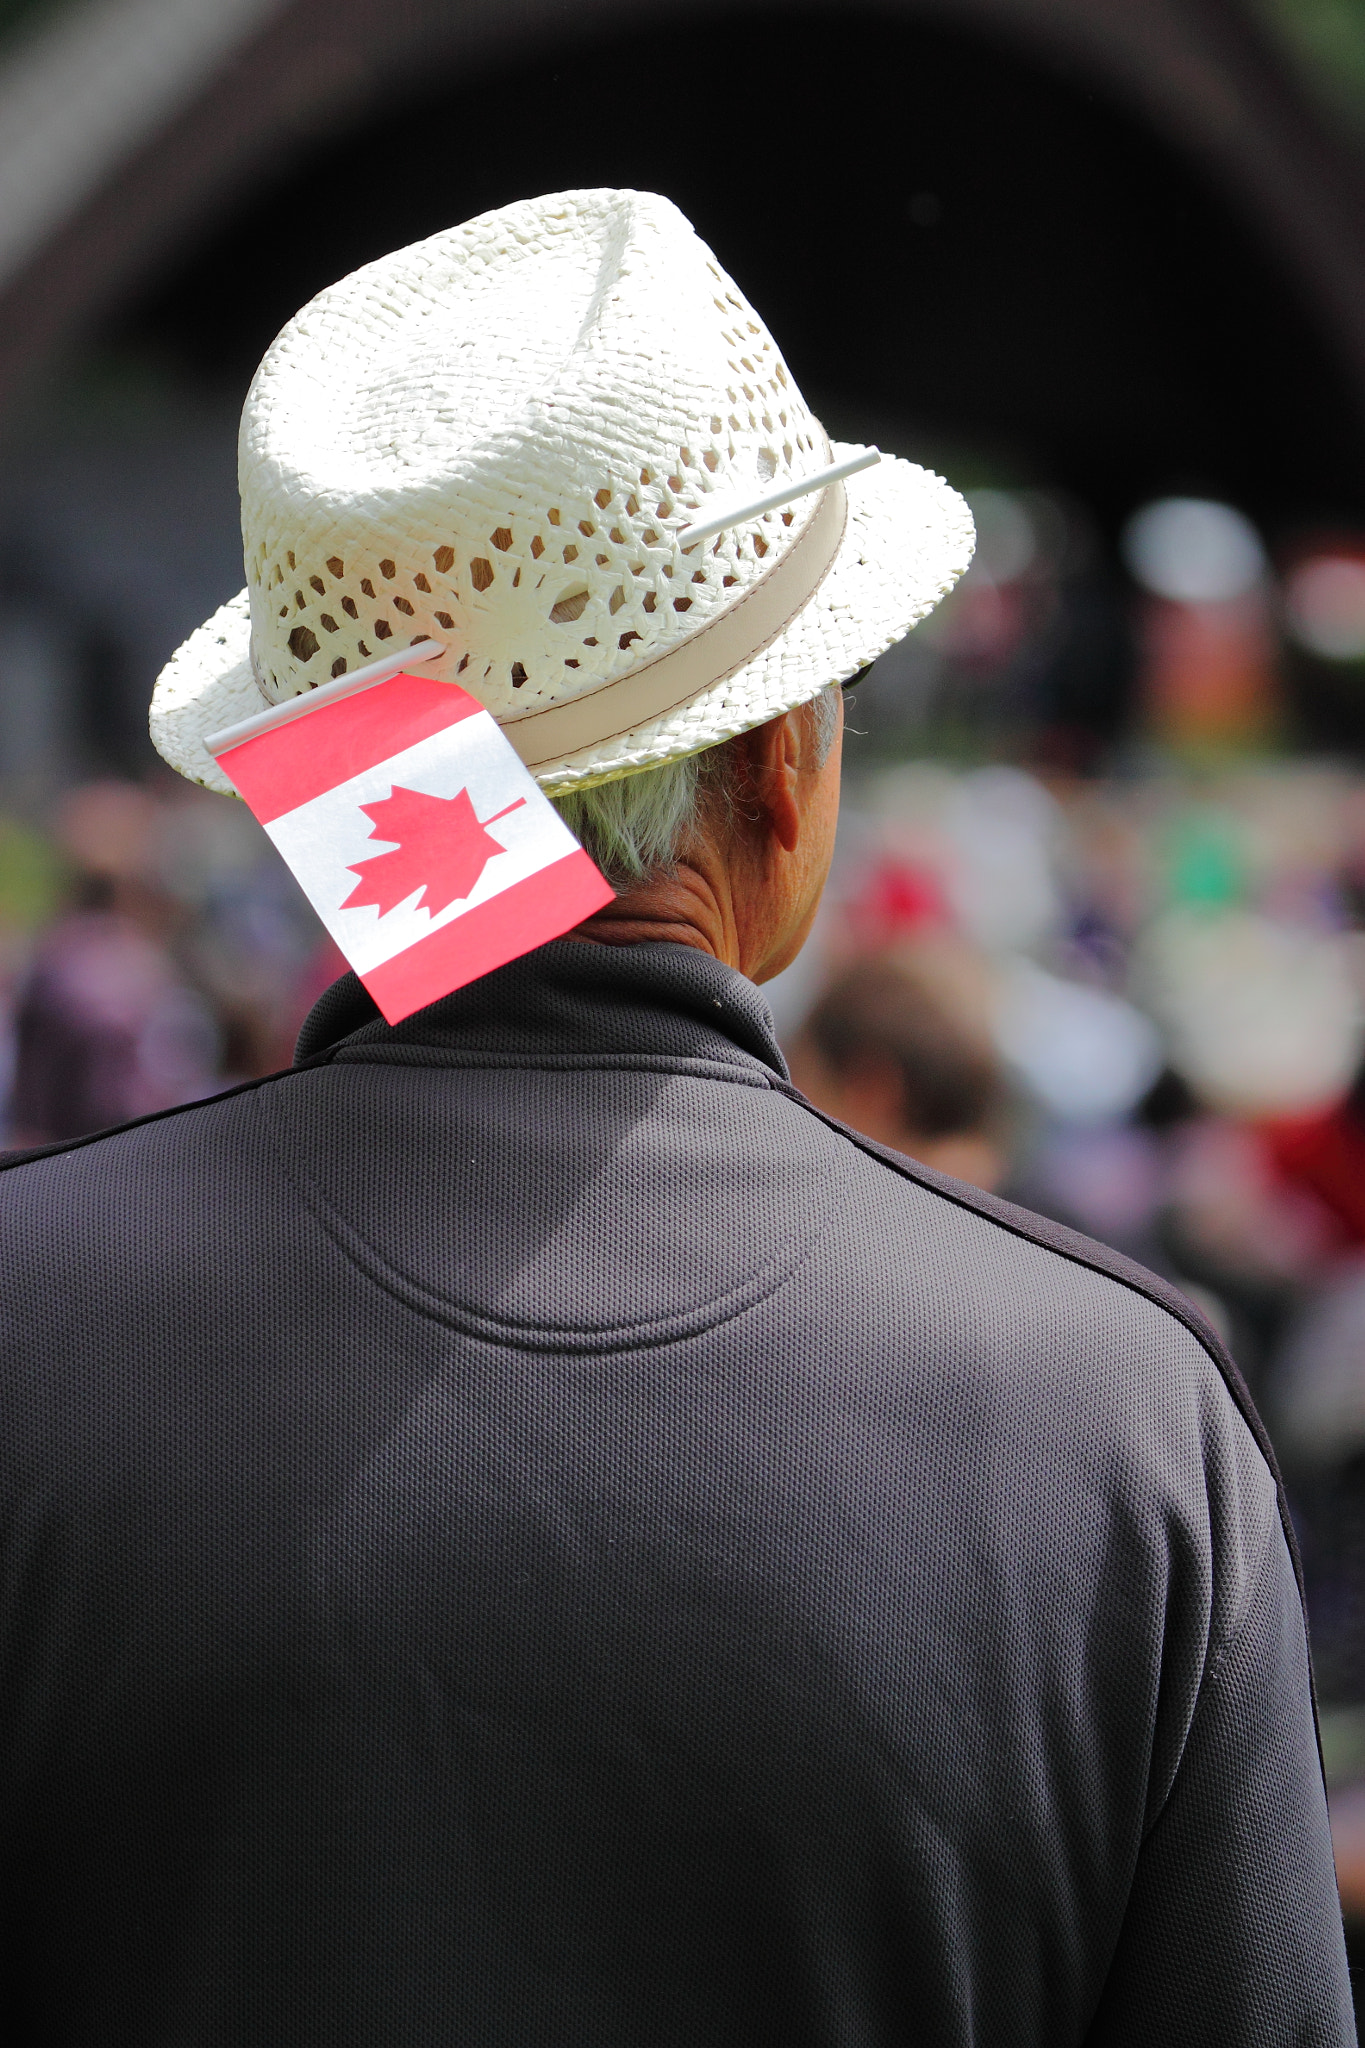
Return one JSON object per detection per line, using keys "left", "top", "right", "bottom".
{"left": 0, "top": 774, "right": 339, "bottom": 1150}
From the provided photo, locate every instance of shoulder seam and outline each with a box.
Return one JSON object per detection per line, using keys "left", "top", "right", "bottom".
{"left": 1202, "top": 1472, "right": 1282, "bottom": 1695}
{"left": 1143, "top": 1487, "right": 1284, "bottom": 1839}
{"left": 0, "top": 1047, "right": 342, "bottom": 1172}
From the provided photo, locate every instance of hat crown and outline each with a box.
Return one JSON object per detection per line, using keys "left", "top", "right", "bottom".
{"left": 241, "top": 190, "right": 826, "bottom": 719}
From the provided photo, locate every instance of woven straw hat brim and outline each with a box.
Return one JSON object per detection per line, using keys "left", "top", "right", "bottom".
{"left": 150, "top": 446, "right": 972, "bottom": 799}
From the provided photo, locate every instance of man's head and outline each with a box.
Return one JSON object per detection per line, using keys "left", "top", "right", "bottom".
{"left": 788, "top": 944, "right": 1009, "bottom": 1187}
{"left": 557, "top": 684, "right": 843, "bottom": 983}
{"left": 148, "top": 191, "right": 973, "bottom": 1007}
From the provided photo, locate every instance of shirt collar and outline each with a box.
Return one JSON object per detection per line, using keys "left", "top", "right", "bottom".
{"left": 294, "top": 939, "right": 788, "bottom": 1080}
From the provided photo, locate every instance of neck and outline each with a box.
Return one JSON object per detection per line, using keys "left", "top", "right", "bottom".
{"left": 567, "top": 702, "right": 841, "bottom": 982}
{"left": 572, "top": 859, "right": 744, "bottom": 970}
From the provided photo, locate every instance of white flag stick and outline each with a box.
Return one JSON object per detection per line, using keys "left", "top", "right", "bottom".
{"left": 677, "top": 447, "right": 881, "bottom": 551}
{"left": 206, "top": 638, "right": 448, "bottom": 756}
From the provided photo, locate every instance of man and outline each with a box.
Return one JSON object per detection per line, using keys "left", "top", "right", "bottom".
{"left": 0, "top": 190, "right": 1351, "bottom": 2042}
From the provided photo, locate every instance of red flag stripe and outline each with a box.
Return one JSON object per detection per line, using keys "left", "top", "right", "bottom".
{"left": 359, "top": 848, "right": 613, "bottom": 1023}
{"left": 218, "top": 673, "right": 483, "bottom": 823}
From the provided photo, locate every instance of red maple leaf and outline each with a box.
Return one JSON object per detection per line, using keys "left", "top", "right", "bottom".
{"left": 341, "top": 785, "right": 525, "bottom": 918}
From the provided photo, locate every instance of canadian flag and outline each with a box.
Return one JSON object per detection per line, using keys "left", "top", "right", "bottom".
{"left": 210, "top": 667, "right": 613, "bottom": 1024}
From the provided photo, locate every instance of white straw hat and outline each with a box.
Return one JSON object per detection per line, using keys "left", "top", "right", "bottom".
{"left": 151, "top": 189, "right": 974, "bottom": 796}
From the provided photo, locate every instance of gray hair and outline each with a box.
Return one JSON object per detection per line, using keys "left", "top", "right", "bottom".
{"left": 551, "top": 684, "right": 840, "bottom": 890}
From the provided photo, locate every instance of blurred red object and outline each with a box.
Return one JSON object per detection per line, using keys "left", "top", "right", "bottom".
{"left": 1140, "top": 594, "right": 1279, "bottom": 748}
{"left": 846, "top": 860, "right": 951, "bottom": 951}
{"left": 1263, "top": 1098, "right": 1365, "bottom": 1246}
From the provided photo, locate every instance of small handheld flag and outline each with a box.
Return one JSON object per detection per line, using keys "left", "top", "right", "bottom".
{"left": 206, "top": 650, "right": 613, "bottom": 1024}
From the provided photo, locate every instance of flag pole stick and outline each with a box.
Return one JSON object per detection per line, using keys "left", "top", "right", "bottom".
{"left": 206, "top": 639, "right": 448, "bottom": 757}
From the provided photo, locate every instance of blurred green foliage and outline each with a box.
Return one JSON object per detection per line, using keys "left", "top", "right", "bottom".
{"left": 1252, "top": 0, "right": 1365, "bottom": 129}
{"left": 0, "top": 818, "right": 64, "bottom": 933}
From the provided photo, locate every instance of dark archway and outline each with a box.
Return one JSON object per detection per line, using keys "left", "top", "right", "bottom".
{"left": 110, "top": 7, "right": 1365, "bottom": 537}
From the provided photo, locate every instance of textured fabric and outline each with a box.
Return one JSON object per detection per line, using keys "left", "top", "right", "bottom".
{"left": 0, "top": 939, "right": 1351, "bottom": 2045}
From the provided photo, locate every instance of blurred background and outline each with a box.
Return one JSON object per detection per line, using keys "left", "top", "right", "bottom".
{"left": 7, "top": 0, "right": 1365, "bottom": 1984}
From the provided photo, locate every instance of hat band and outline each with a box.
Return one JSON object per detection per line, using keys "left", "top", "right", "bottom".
{"left": 498, "top": 477, "right": 848, "bottom": 772}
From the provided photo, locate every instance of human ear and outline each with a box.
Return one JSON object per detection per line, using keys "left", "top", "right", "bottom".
{"left": 739, "top": 709, "right": 805, "bottom": 855}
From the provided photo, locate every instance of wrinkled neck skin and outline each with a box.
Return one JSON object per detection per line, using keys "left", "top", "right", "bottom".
{"left": 571, "top": 697, "right": 843, "bottom": 985}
